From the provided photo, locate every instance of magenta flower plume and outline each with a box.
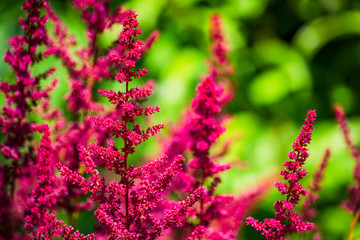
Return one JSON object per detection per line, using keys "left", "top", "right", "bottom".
{"left": 302, "top": 149, "right": 330, "bottom": 220}
{"left": 163, "top": 14, "right": 233, "bottom": 166}
{"left": 209, "top": 14, "right": 233, "bottom": 78}
{"left": 246, "top": 110, "right": 317, "bottom": 240}
{"left": 1, "top": 0, "right": 55, "bottom": 162}
{"left": 334, "top": 104, "right": 360, "bottom": 213}
{"left": 161, "top": 16, "right": 243, "bottom": 239}
{"left": 42, "top": 0, "right": 149, "bottom": 228}
{"left": 142, "top": 30, "right": 160, "bottom": 54}
{"left": 334, "top": 104, "right": 360, "bottom": 162}
{"left": 189, "top": 75, "right": 229, "bottom": 177}
{"left": 174, "top": 75, "right": 235, "bottom": 239}
{"left": 44, "top": 1, "right": 111, "bottom": 114}
{"left": 25, "top": 125, "right": 94, "bottom": 240}
{"left": 24, "top": 125, "right": 55, "bottom": 236}
{"left": 208, "top": 14, "right": 234, "bottom": 106}
{"left": 0, "top": 0, "right": 56, "bottom": 237}
{"left": 55, "top": 10, "right": 205, "bottom": 239}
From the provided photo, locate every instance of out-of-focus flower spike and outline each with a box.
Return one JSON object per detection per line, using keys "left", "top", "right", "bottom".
{"left": 142, "top": 30, "right": 160, "bottom": 53}
{"left": 148, "top": 186, "right": 206, "bottom": 239}
{"left": 208, "top": 14, "right": 234, "bottom": 79}
{"left": 302, "top": 149, "right": 330, "bottom": 220}
{"left": 1, "top": 0, "right": 57, "bottom": 237}
{"left": 334, "top": 104, "right": 360, "bottom": 162}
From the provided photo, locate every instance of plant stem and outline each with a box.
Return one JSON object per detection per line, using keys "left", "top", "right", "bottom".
{"left": 347, "top": 207, "right": 360, "bottom": 240}
{"left": 124, "top": 144, "right": 129, "bottom": 230}
{"left": 124, "top": 81, "right": 130, "bottom": 230}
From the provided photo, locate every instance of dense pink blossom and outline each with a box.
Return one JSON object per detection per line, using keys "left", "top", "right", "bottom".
{"left": 163, "top": 73, "right": 265, "bottom": 239}
{"left": 246, "top": 110, "right": 317, "bottom": 239}
{"left": 0, "top": 1, "right": 345, "bottom": 239}
{"left": 1, "top": 0, "right": 54, "bottom": 161}
{"left": 189, "top": 75, "right": 229, "bottom": 177}
{"left": 42, "top": 1, "right": 142, "bottom": 228}
{"left": 55, "top": 9, "right": 205, "bottom": 239}
{"left": 175, "top": 75, "right": 235, "bottom": 239}
{"left": 25, "top": 125, "right": 95, "bottom": 240}
{"left": 164, "top": 14, "right": 233, "bottom": 166}
{"left": 161, "top": 14, "right": 268, "bottom": 240}
{"left": 0, "top": 0, "right": 57, "bottom": 237}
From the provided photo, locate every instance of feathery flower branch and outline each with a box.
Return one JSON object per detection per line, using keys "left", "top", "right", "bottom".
{"left": 302, "top": 149, "right": 330, "bottom": 221}
{"left": 246, "top": 110, "right": 317, "bottom": 240}
{"left": 333, "top": 104, "right": 360, "bottom": 240}
{"left": 0, "top": 0, "right": 57, "bottom": 237}
{"left": 25, "top": 125, "right": 95, "bottom": 239}
{"left": 54, "top": 9, "right": 205, "bottom": 239}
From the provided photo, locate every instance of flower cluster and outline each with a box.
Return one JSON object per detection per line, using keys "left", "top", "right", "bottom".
{"left": 2, "top": 1, "right": 347, "bottom": 239}
{"left": 52, "top": 9, "right": 205, "bottom": 239}
{"left": 162, "top": 15, "right": 267, "bottom": 240}
{"left": 25, "top": 125, "right": 94, "bottom": 239}
{"left": 0, "top": 0, "right": 57, "bottom": 238}
{"left": 188, "top": 75, "right": 229, "bottom": 177}
{"left": 1, "top": 0, "right": 54, "bottom": 165}
{"left": 43, "top": 0, "right": 160, "bottom": 228}
{"left": 246, "top": 110, "right": 317, "bottom": 240}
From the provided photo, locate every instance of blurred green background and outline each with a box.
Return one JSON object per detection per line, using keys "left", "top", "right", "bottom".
{"left": 1, "top": 0, "right": 360, "bottom": 239}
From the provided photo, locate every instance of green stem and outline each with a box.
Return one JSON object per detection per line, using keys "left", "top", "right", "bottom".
{"left": 347, "top": 207, "right": 360, "bottom": 240}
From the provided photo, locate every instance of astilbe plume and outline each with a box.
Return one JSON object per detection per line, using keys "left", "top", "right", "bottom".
{"left": 45, "top": 0, "right": 158, "bottom": 118}
{"left": 163, "top": 14, "right": 233, "bottom": 163}
{"left": 162, "top": 14, "right": 267, "bottom": 240}
{"left": 334, "top": 104, "right": 360, "bottom": 162}
{"left": 159, "top": 75, "right": 228, "bottom": 239}
{"left": 333, "top": 104, "right": 360, "bottom": 239}
{"left": 42, "top": 1, "right": 113, "bottom": 226}
{"left": 334, "top": 104, "right": 360, "bottom": 212}
{"left": 52, "top": 10, "right": 205, "bottom": 239}
{"left": 25, "top": 124, "right": 94, "bottom": 240}
{"left": 208, "top": 14, "right": 233, "bottom": 80}
{"left": 185, "top": 75, "right": 232, "bottom": 239}
{"left": 0, "top": 0, "right": 57, "bottom": 238}
{"left": 299, "top": 149, "right": 330, "bottom": 240}
{"left": 188, "top": 75, "right": 229, "bottom": 177}
{"left": 208, "top": 14, "right": 233, "bottom": 106}
{"left": 43, "top": 0, "right": 159, "bottom": 227}
{"left": 301, "top": 149, "right": 330, "bottom": 221}
{"left": 182, "top": 75, "right": 266, "bottom": 240}
{"left": 44, "top": 0, "right": 119, "bottom": 116}
{"left": 246, "top": 110, "right": 316, "bottom": 240}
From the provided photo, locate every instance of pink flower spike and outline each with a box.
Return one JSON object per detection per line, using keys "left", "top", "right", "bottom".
{"left": 334, "top": 104, "right": 360, "bottom": 161}
{"left": 302, "top": 149, "right": 330, "bottom": 220}
{"left": 246, "top": 110, "right": 317, "bottom": 239}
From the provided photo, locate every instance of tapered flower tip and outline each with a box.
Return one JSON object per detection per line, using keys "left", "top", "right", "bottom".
{"left": 306, "top": 109, "right": 316, "bottom": 121}
{"left": 333, "top": 103, "right": 344, "bottom": 113}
